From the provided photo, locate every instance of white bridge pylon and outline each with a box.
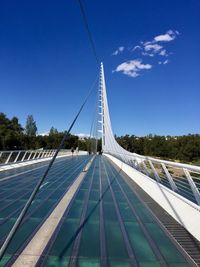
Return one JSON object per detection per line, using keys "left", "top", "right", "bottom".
{"left": 97, "top": 63, "right": 200, "bottom": 242}
{"left": 98, "top": 62, "right": 136, "bottom": 157}
{"left": 98, "top": 62, "right": 200, "bottom": 206}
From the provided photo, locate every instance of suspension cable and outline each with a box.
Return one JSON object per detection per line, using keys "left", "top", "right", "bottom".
{"left": 0, "top": 77, "right": 97, "bottom": 261}
{"left": 77, "top": 0, "right": 100, "bottom": 66}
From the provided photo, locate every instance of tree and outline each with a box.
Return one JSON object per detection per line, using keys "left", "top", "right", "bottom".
{"left": 25, "top": 115, "right": 37, "bottom": 137}
{"left": 0, "top": 112, "right": 24, "bottom": 150}
{"left": 49, "top": 127, "right": 58, "bottom": 135}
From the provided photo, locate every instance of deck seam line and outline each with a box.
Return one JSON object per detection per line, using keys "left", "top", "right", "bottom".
{"left": 68, "top": 157, "right": 97, "bottom": 267}
{"left": 102, "top": 158, "right": 138, "bottom": 267}
{"left": 99, "top": 157, "right": 108, "bottom": 267}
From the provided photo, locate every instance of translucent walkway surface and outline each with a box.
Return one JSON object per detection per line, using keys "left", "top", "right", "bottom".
{"left": 0, "top": 155, "right": 193, "bottom": 266}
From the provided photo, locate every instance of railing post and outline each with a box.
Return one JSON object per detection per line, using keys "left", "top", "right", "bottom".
{"left": 141, "top": 161, "right": 150, "bottom": 176}
{"left": 14, "top": 151, "right": 21, "bottom": 163}
{"left": 37, "top": 151, "right": 42, "bottom": 159}
{"left": 148, "top": 160, "right": 161, "bottom": 182}
{"left": 5, "top": 152, "right": 13, "bottom": 164}
{"left": 183, "top": 168, "right": 200, "bottom": 205}
{"left": 161, "top": 163, "right": 178, "bottom": 191}
{"left": 28, "top": 151, "right": 33, "bottom": 160}
{"left": 32, "top": 151, "right": 37, "bottom": 159}
{"left": 21, "top": 151, "right": 27, "bottom": 161}
{"left": 132, "top": 157, "right": 140, "bottom": 171}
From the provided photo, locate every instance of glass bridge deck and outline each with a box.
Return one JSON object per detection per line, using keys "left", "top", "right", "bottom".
{"left": 0, "top": 155, "right": 193, "bottom": 266}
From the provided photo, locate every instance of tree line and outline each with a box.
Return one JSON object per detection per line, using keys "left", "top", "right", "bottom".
{"left": 0, "top": 112, "right": 199, "bottom": 164}
{"left": 116, "top": 134, "right": 200, "bottom": 164}
{"left": 0, "top": 113, "right": 89, "bottom": 151}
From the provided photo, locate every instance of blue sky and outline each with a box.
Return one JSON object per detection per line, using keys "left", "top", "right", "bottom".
{"left": 0, "top": 0, "right": 200, "bottom": 136}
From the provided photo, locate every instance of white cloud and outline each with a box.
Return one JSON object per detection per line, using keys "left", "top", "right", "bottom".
{"left": 144, "top": 43, "right": 163, "bottom": 52}
{"left": 163, "top": 59, "right": 169, "bottom": 64}
{"left": 114, "top": 59, "right": 152, "bottom": 78}
{"left": 112, "top": 29, "right": 179, "bottom": 77}
{"left": 39, "top": 131, "right": 49, "bottom": 136}
{"left": 132, "top": 45, "right": 142, "bottom": 51}
{"left": 159, "top": 49, "right": 167, "bottom": 56}
{"left": 154, "top": 30, "right": 177, "bottom": 42}
{"left": 75, "top": 133, "right": 90, "bottom": 139}
{"left": 158, "top": 59, "right": 169, "bottom": 65}
{"left": 142, "top": 43, "right": 163, "bottom": 57}
{"left": 142, "top": 52, "right": 154, "bottom": 57}
{"left": 136, "top": 30, "right": 179, "bottom": 58}
{"left": 112, "top": 46, "right": 125, "bottom": 56}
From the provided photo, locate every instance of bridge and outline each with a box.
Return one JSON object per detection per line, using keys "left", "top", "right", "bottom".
{"left": 0, "top": 63, "right": 200, "bottom": 267}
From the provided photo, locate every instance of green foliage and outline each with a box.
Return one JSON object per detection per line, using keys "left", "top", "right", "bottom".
{"left": 49, "top": 127, "right": 58, "bottom": 135}
{"left": 0, "top": 112, "right": 86, "bottom": 151}
{"left": 25, "top": 115, "right": 37, "bottom": 137}
{"left": 0, "top": 113, "right": 24, "bottom": 150}
{"left": 117, "top": 134, "right": 200, "bottom": 164}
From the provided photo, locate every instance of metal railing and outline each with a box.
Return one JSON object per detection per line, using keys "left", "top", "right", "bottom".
{"left": 106, "top": 151, "right": 200, "bottom": 206}
{"left": 0, "top": 149, "right": 71, "bottom": 166}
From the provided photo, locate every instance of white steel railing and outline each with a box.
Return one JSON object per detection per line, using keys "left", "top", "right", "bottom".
{"left": 0, "top": 149, "right": 71, "bottom": 166}
{"left": 106, "top": 151, "right": 200, "bottom": 206}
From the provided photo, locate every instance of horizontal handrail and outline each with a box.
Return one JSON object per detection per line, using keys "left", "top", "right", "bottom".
{"left": 104, "top": 150, "right": 200, "bottom": 172}
{"left": 0, "top": 149, "right": 73, "bottom": 166}
{"left": 104, "top": 150, "right": 200, "bottom": 206}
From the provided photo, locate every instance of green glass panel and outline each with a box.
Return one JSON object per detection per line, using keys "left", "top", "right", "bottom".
{"left": 77, "top": 259, "right": 100, "bottom": 267}
{"left": 109, "top": 260, "right": 131, "bottom": 267}
{"left": 78, "top": 221, "right": 100, "bottom": 258}
{"left": 46, "top": 256, "right": 69, "bottom": 267}
{"left": 89, "top": 190, "right": 100, "bottom": 201}
{"left": 135, "top": 205, "right": 154, "bottom": 223}
{"left": 50, "top": 219, "right": 79, "bottom": 257}
{"left": 146, "top": 223, "right": 189, "bottom": 265}
{"left": 103, "top": 202, "right": 117, "bottom": 221}
{"left": 105, "top": 222, "right": 129, "bottom": 260}
{"left": 139, "top": 262, "right": 161, "bottom": 267}
{"left": 67, "top": 200, "right": 84, "bottom": 219}
{"left": 86, "top": 202, "right": 99, "bottom": 222}
{"left": 32, "top": 201, "right": 56, "bottom": 218}
{"left": 5, "top": 218, "right": 40, "bottom": 256}
{"left": 125, "top": 222, "right": 157, "bottom": 262}
{"left": 103, "top": 191, "right": 113, "bottom": 203}
{"left": 76, "top": 189, "right": 87, "bottom": 200}
{"left": 114, "top": 191, "right": 126, "bottom": 203}
{"left": 118, "top": 203, "right": 137, "bottom": 222}
{"left": 0, "top": 255, "right": 11, "bottom": 267}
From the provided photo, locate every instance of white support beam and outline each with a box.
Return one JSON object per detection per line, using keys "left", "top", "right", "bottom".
{"left": 148, "top": 160, "right": 161, "bottom": 182}
{"left": 14, "top": 152, "right": 21, "bottom": 163}
{"left": 5, "top": 152, "right": 13, "bottom": 164}
{"left": 183, "top": 168, "right": 200, "bottom": 205}
{"left": 161, "top": 163, "right": 178, "bottom": 192}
